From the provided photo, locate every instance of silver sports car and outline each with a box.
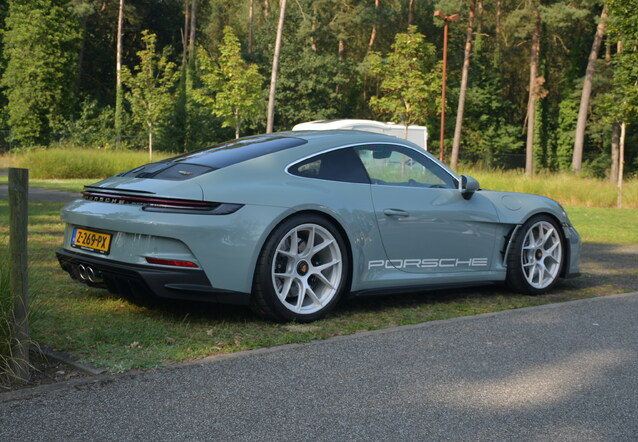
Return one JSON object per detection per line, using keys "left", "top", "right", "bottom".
{"left": 57, "top": 130, "right": 581, "bottom": 322}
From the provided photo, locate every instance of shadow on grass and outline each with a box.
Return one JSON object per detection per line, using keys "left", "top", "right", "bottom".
{"left": 135, "top": 240, "right": 638, "bottom": 324}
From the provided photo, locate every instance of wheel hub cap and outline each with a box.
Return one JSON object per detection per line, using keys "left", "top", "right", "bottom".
{"left": 297, "top": 260, "right": 309, "bottom": 276}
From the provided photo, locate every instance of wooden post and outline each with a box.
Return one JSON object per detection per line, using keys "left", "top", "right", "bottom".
{"left": 8, "top": 167, "right": 29, "bottom": 381}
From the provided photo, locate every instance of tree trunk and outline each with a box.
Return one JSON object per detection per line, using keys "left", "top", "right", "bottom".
{"left": 525, "top": 5, "right": 540, "bottom": 176}
{"left": 617, "top": 121, "right": 625, "bottom": 208}
{"left": 610, "top": 122, "right": 619, "bottom": 183}
{"left": 235, "top": 108, "right": 240, "bottom": 139}
{"left": 115, "top": 0, "right": 125, "bottom": 149}
{"left": 189, "top": 0, "right": 197, "bottom": 62}
{"left": 266, "top": 0, "right": 287, "bottom": 133}
{"left": 264, "top": 0, "right": 270, "bottom": 18}
{"left": 368, "top": 0, "right": 379, "bottom": 53}
{"left": 476, "top": 0, "right": 483, "bottom": 35}
{"left": 451, "top": 0, "right": 476, "bottom": 170}
{"left": 572, "top": 5, "right": 608, "bottom": 174}
{"left": 148, "top": 123, "right": 153, "bottom": 161}
{"left": 75, "top": 15, "right": 88, "bottom": 96}
{"left": 248, "top": 0, "right": 254, "bottom": 53}
{"left": 496, "top": 0, "right": 501, "bottom": 36}
{"left": 408, "top": 0, "right": 414, "bottom": 27}
{"left": 183, "top": 0, "right": 190, "bottom": 64}
{"left": 311, "top": 18, "right": 317, "bottom": 52}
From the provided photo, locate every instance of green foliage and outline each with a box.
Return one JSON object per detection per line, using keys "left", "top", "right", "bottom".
{"left": 366, "top": 26, "right": 440, "bottom": 131}
{"left": 556, "top": 92, "right": 579, "bottom": 171}
{"left": 608, "top": 0, "right": 638, "bottom": 122}
{"left": 195, "top": 27, "right": 264, "bottom": 138}
{"left": 1, "top": 0, "right": 81, "bottom": 145}
{"left": 57, "top": 98, "right": 116, "bottom": 149}
{"left": 121, "top": 31, "right": 180, "bottom": 159}
{"left": 276, "top": 49, "right": 352, "bottom": 130}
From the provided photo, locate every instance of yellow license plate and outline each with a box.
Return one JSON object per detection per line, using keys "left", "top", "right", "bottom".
{"left": 71, "top": 228, "right": 112, "bottom": 255}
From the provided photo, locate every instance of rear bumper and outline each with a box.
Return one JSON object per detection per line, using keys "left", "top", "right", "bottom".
{"left": 56, "top": 249, "right": 250, "bottom": 305}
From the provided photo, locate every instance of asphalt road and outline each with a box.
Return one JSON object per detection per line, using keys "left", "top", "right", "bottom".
{"left": 0, "top": 185, "right": 80, "bottom": 203}
{"left": 1, "top": 292, "right": 637, "bottom": 441}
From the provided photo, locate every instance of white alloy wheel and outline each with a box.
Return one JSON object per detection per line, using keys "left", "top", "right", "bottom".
{"left": 520, "top": 220, "right": 563, "bottom": 289}
{"left": 271, "top": 223, "right": 343, "bottom": 315}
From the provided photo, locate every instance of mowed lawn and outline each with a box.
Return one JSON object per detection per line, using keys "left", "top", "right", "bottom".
{"left": 0, "top": 185, "right": 636, "bottom": 373}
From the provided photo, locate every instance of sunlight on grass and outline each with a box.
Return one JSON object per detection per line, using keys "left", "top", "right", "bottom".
{"left": 459, "top": 168, "right": 638, "bottom": 209}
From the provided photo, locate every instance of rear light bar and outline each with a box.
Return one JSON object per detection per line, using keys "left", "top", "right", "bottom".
{"left": 82, "top": 190, "right": 242, "bottom": 215}
{"left": 146, "top": 257, "right": 199, "bottom": 268}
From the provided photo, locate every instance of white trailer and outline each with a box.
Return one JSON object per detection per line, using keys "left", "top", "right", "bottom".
{"left": 292, "top": 119, "right": 428, "bottom": 151}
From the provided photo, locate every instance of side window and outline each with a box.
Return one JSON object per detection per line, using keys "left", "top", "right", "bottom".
{"left": 289, "top": 148, "right": 370, "bottom": 184}
{"left": 355, "top": 144, "right": 456, "bottom": 188}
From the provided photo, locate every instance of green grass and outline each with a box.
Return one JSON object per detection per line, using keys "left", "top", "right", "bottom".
{"left": 2, "top": 148, "right": 173, "bottom": 179}
{"left": 566, "top": 206, "right": 638, "bottom": 245}
{"left": 0, "top": 197, "right": 636, "bottom": 375}
{"left": 461, "top": 169, "right": 638, "bottom": 209}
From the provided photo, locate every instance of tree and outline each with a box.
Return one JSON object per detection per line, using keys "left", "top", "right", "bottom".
{"left": 266, "top": 0, "right": 287, "bottom": 133}
{"left": 122, "top": 31, "right": 179, "bottom": 160}
{"left": 607, "top": 0, "right": 638, "bottom": 206}
{"left": 524, "top": 3, "right": 541, "bottom": 176}
{"left": 451, "top": 0, "right": 476, "bottom": 170}
{"left": 572, "top": 4, "right": 608, "bottom": 174}
{"left": 115, "top": 0, "right": 125, "bottom": 148}
{"left": 367, "top": 26, "right": 439, "bottom": 138}
{"left": 195, "top": 27, "right": 264, "bottom": 139}
{"left": 1, "top": 0, "right": 80, "bottom": 146}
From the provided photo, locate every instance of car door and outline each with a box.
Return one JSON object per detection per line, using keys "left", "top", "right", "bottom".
{"left": 355, "top": 144, "right": 500, "bottom": 274}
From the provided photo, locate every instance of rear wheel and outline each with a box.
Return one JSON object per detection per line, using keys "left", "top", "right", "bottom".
{"left": 506, "top": 215, "right": 564, "bottom": 295}
{"left": 252, "top": 215, "right": 349, "bottom": 322}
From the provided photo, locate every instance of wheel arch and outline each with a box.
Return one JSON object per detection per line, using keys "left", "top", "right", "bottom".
{"left": 503, "top": 211, "right": 571, "bottom": 278}
{"left": 251, "top": 208, "right": 355, "bottom": 293}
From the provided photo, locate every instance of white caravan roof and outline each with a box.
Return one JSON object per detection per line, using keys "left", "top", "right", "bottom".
{"left": 292, "top": 119, "right": 428, "bottom": 150}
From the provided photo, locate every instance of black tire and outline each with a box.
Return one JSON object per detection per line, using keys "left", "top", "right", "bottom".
{"left": 251, "top": 214, "right": 349, "bottom": 322}
{"left": 506, "top": 214, "right": 565, "bottom": 295}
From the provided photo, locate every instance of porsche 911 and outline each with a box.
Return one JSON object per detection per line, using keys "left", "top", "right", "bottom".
{"left": 57, "top": 130, "right": 581, "bottom": 322}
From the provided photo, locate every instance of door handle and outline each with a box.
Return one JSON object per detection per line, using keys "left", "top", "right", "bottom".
{"left": 383, "top": 208, "right": 409, "bottom": 218}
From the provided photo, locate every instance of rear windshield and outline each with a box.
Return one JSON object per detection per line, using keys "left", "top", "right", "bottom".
{"left": 119, "top": 136, "right": 307, "bottom": 180}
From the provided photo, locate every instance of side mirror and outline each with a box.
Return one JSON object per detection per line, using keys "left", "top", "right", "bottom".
{"left": 459, "top": 174, "right": 479, "bottom": 200}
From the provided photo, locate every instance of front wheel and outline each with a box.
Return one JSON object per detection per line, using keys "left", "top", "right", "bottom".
{"left": 506, "top": 215, "right": 564, "bottom": 295}
{"left": 252, "top": 215, "right": 349, "bottom": 322}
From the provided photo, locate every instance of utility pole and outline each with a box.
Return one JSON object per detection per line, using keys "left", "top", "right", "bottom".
{"left": 434, "top": 10, "right": 459, "bottom": 163}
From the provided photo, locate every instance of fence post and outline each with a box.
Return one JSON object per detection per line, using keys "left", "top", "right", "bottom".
{"left": 9, "top": 167, "right": 29, "bottom": 381}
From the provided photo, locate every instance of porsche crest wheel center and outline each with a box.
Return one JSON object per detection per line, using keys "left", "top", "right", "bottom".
{"left": 297, "top": 260, "right": 309, "bottom": 276}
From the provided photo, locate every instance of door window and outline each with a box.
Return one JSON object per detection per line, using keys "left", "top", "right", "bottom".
{"left": 355, "top": 144, "right": 456, "bottom": 189}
